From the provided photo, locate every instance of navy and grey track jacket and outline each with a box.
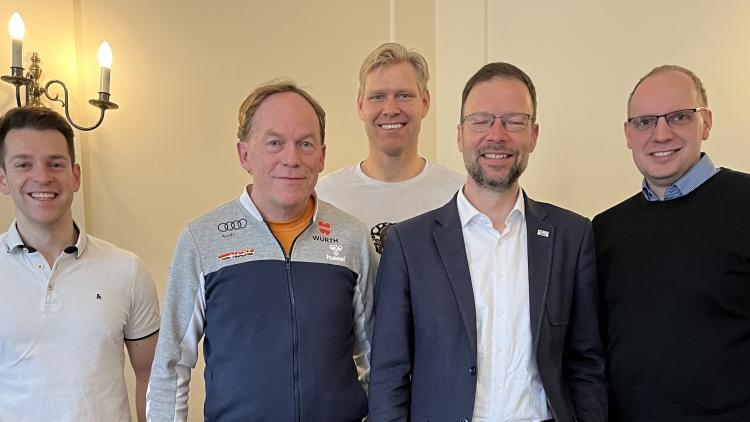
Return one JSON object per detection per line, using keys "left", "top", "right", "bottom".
{"left": 147, "top": 189, "right": 376, "bottom": 421}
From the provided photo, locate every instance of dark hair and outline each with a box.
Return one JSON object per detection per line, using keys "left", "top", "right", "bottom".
{"left": 0, "top": 106, "right": 75, "bottom": 168}
{"left": 460, "top": 62, "right": 537, "bottom": 122}
{"left": 237, "top": 79, "right": 326, "bottom": 144}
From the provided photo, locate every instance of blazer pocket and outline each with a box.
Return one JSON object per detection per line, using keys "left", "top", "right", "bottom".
{"left": 545, "top": 281, "right": 573, "bottom": 325}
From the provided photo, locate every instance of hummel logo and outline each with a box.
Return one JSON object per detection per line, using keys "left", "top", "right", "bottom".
{"left": 329, "top": 244, "right": 343, "bottom": 256}
{"left": 326, "top": 244, "right": 346, "bottom": 263}
{"left": 96, "top": 293, "right": 102, "bottom": 299}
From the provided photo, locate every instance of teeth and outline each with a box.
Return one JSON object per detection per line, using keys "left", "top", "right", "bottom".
{"left": 484, "top": 153, "right": 510, "bottom": 159}
{"left": 653, "top": 150, "right": 675, "bottom": 157}
{"left": 30, "top": 192, "right": 57, "bottom": 200}
{"left": 379, "top": 123, "right": 404, "bottom": 130}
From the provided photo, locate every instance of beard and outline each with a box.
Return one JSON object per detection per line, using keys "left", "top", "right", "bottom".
{"left": 464, "top": 154, "right": 526, "bottom": 192}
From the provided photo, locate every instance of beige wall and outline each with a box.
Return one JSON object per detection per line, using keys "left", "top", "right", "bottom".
{"left": 2, "top": 1, "right": 434, "bottom": 420}
{"left": 435, "top": 0, "right": 750, "bottom": 217}
{"left": 0, "top": 1, "right": 86, "bottom": 228}
{"left": 2, "top": 1, "right": 750, "bottom": 421}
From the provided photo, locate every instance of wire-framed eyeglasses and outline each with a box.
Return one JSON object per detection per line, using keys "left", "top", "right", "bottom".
{"left": 461, "top": 112, "right": 532, "bottom": 133}
{"left": 627, "top": 107, "right": 707, "bottom": 131}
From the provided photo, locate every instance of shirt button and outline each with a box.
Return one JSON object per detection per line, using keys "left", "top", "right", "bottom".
{"left": 37, "top": 264, "right": 44, "bottom": 270}
{"left": 47, "top": 285, "right": 53, "bottom": 291}
{"left": 460, "top": 418, "right": 470, "bottom": 422}
{"left": 497, "top": 273, "right": 503, "bottom": 280}
{"left": 468, "top": 366, "right": 477, "bottom": 376}
{"left": 495, "top": 385, "right": 501, "bottom": 392}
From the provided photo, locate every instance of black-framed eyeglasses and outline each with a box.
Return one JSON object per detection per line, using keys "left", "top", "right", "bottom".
{"left": 461, "top": 112, "right": 532, "bottom": 133}
{"left": 627, "top": 107, "right": 707, "bottom": 132}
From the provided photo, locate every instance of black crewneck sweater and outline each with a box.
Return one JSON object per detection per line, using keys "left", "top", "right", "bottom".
{"left": 593, "top": 168, "right": 750, "bottom": 421}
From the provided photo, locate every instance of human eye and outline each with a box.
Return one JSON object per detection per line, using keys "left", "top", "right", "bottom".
{"left": 468, "top": 114, "right": 492, "bottom": 125}
{"left": 298, "top": 140, "right": 316, "bottom": 150}
{"left": 49, "top": 161, "right": 67, "bottom": 169}
{"left": 266, "top": 138, "right": 283, "bottom": 150}
{"left": 631, "top": 116, "right": 656, "bottom": 131}
{"left": 397, "top": 92, "right": 415, "bottom": 100}
{"left": 369, "top": 93, "right": 385, "bottom": 101}
{"left": 503, "top": 114, "right": 529, "bottom": 131}
{"left": 12, "top": 161, "right": 31, "bottom": 169}
{"left": 667, "top": 110, "right": 693, "bottom": 125}
{"left": 466, "top": 114, "right": 493, "bottom": 131}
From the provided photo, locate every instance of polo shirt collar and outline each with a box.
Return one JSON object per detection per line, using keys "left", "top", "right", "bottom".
{"left": 3, "top": 220, "right": 87, "bottom": 258}
{"left": 70, "top": 223, "right": 87, "bottom": 258}
{"left": 3, "top": 221, "right": 26, "bottom": 253}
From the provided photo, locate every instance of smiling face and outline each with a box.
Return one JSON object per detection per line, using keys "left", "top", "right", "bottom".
{"left": 237, "top": 91, "right": 325, "bottom": 221}
{"left": 625, "top": 70, "right": 712, "bottom": 196}
{"left": 0, "top": 128, "right": 81, "bottom": 230}
{"left": 457, "top": 77, "right": 538, "bottom": 194}
{"left": 357, "top": 62, "right": 430, "bottom": 158}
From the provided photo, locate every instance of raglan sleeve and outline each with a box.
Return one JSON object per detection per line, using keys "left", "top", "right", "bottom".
{"left": 352, "top": 225, "right": 377, "bottom": 391}
{"left": 147, "top": 227, "right": 207, "bottom": 422}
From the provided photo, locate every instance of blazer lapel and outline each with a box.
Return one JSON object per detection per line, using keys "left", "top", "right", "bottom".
{"left": 525, "top": 195, "right": 555, "bottom": 350}
{"left": 433, "top": 198, "right": 478, "bottom": 356}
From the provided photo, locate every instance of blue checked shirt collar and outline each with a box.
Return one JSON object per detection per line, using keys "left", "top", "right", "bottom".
{"left": 642, "top": 153, "right": 718, "bottom": 201}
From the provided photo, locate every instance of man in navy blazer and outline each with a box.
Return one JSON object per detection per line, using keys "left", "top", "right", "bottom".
{"left": 369, "top": 63, "right": 607, "bottom": 422}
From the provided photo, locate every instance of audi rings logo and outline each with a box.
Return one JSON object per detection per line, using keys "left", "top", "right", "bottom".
{"left": 217, "top": 219, "right": 248, "bottom": 232}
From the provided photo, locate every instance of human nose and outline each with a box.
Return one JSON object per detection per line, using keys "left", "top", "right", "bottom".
{"left": 382, "top": 96, "right": 400, "bottom": 116}
{"left": 280, "top": 145, "right": 301, "bottom": 166}
{"left": 652, "top": 115, "right": 674, "bottom": 141}
{"left": 486, "top": 116, "right": 510, "bottom": 140}
{"left": 31, "top": 165, "right": 54, "bottom": 183}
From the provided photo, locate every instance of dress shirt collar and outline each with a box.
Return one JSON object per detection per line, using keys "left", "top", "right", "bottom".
{"left": 457, "top": 186, "right": 525, "bottom": 232}
{"left": 642, "top": 153, "right": 718, "bottom": 201}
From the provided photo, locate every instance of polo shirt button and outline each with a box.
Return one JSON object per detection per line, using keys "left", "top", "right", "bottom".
{"left": 468, "top": 366, "right": 477, "bottom": 376}
{"left": 36, "top": 264, "right": 44, "bottom": 270}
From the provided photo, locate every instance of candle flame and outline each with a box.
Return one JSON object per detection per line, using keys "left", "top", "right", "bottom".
{"left": 8, "top": 12, "right": 25, "bottom": 40}
{"left": 97, "top": 41, "right": 112, "bottom": 68}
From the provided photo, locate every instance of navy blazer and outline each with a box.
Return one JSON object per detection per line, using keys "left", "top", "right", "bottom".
{"left": 369, "top": 194, "right": 607, "bottom": 422}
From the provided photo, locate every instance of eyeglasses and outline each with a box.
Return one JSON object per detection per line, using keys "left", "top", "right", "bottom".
{"left": 627, "top": 107, "right": 707, "bottom": 131}
{"left": 461, "top": 112, "right": 532, "bottom": 133}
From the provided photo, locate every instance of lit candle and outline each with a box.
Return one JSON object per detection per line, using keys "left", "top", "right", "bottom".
{"left": 97, "top": 41, "right": 112, "bottom": 93}
{"left": 8, "top": 12, "right": 25, "bottom": 68}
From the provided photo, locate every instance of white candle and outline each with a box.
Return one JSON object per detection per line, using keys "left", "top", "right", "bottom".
{"left": 99, "top": 67, "right": 111, "bottom": 93}
{"left": 11, "top": 39, "right": 21, "bottom": 68}
{"left": 97, "top": 41, "right": 112, "bottom": 93}
{"left": 8, "top": 12, "right": 25, "bottom": 68}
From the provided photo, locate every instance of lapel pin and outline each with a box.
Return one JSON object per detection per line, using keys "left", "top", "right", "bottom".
{"left": 537, "top": 229, "right": 549, "bottom": 238}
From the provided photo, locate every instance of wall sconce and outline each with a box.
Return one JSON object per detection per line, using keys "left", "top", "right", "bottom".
{"left": 1, "top": 12, "right": 118, "bottom": 131}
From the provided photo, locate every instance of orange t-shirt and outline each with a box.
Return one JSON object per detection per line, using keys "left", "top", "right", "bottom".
{"left": 266, "top": 196, "right": 315, "bottom": 256}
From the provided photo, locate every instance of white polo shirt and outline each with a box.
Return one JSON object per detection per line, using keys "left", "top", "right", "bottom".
{"left": 0, "top": 221, "right": 160, "bottom": 422}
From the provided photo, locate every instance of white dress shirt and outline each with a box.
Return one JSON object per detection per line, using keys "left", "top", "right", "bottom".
{"left": 456, "top": 188, "right": 551, "bottom": 422}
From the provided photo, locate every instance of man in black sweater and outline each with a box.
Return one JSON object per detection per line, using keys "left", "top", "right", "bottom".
{"left": 593, "top": 65, "right": 750, "bottom": 421}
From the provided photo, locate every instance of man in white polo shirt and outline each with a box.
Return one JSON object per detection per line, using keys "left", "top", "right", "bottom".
{"left": 0, "top": 106, "right": 160, "bottom": 422}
